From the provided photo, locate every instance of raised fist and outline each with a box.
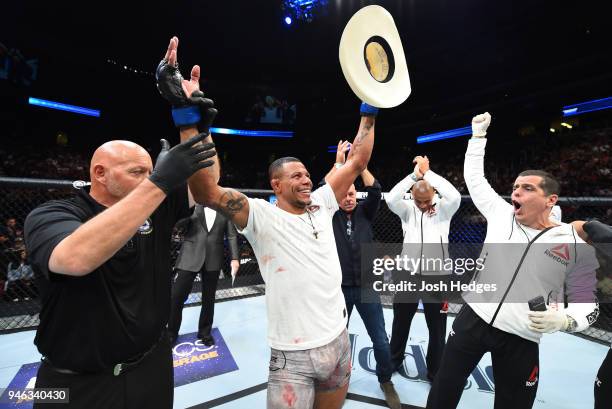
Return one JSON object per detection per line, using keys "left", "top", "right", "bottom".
{"left": 472, "top": 112, "right": 491, "bottom": 137}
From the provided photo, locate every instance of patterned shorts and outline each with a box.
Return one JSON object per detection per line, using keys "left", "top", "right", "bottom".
{"left": 267, "top": 329, "right": 351, "bottom": 409}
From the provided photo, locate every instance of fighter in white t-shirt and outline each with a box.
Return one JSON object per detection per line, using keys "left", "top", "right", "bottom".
{"left": 189, "top": 103, "right": 379, "bottom": 409}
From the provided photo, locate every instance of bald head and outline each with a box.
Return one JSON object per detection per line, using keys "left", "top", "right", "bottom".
{"left": 413, "top": 180, "right": 434, "bottom": 195}
{"left": 90, "top": 140, "right": 153, "bottom": 205}
{"left": 412, "top": 180, "right": 435, "bottom": 212}
{"left": 90, "top": 140, "right": 150, "bottom": 175}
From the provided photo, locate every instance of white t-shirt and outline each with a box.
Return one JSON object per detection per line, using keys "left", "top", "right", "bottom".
{"left": 238, "top": 184, "right": 347, "bottom": 350}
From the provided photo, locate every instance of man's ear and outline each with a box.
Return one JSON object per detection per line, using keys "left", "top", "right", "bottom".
{"left": 547, "top": 194, "right": 559, "bottom": 208}
{"left": 270, "top": 178, "right": 281, "bottom": 193}
{"left": 92, "top": 164, "right": 106, "bottom": 184}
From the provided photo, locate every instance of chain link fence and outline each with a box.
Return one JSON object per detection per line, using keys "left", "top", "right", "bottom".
{"left": 1, "top": 178, "right": 610, "bottom": 344}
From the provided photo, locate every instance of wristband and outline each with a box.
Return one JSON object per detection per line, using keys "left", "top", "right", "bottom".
{"left": 171, "top": 106, "right": 201, "bottom": 127}
{"left": 360, "top": 102, "right": 378, "bottom": 116}
{"left": 410, "top": 173, "right": 418, "bottom": 182}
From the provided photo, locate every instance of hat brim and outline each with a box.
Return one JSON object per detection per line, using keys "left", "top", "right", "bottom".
{"left": 339, "top": 5, "right": 411, "bottom": 108}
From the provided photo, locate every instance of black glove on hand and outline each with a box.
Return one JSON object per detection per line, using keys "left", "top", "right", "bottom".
{"left": 155, "top": 59, "right": 189, "bottom": 107}
{"left": 155, "top": 139, "right": 171, "bottom": 165}
{"left": 156, "top": 59, "right": 217, "bottom": 128}
{"left": 149, "top": 134, "right": 216, "bottom": 194}
{"left": 189, "top": 91, "right": 217, "bottom": 134}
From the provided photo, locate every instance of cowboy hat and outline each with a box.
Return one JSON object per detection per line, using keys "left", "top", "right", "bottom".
{"left": 339, "top": 5, "right": 411, "bottom": 108}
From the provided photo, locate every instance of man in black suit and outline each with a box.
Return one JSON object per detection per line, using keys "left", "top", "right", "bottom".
{"left": 572, "top": 219, "right": 612, "bottom": 409}
{"left": 169, "top": 205, "right": 240, "bottom": 346}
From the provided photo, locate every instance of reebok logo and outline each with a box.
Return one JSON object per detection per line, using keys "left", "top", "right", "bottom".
{"left": 551, "top": 244, "right": 570, "bottom": 260}
{"left": 545, "top": 244, "right": 570, "bottom": 266}
{"left": 526, "top": 365, "right": 538, "bottom": 387}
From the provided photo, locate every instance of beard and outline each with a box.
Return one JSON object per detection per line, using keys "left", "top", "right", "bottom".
{"left": 293, "top": 196, "right": 311, "bottom": 208}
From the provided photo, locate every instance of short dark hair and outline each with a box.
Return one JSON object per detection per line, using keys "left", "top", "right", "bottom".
{"left": 268, "top": 157, "right": 302, "bottom": 180}
{"left": 517, "top": 170, "right": 560, "bottom": 196}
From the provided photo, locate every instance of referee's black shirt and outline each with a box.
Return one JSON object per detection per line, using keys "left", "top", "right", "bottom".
{"left": 24, "top": 185, "right": 189, "bottom": 372}
{"left": 332, "top": 180, "right": 382, "bottom": 287}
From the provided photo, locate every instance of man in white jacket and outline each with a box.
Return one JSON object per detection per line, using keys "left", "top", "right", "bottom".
{"left": 426, "top": 113, "right": 599, "bottom": 409}
{"left": 386, "top": 156, "right": 461, "bottom": 381}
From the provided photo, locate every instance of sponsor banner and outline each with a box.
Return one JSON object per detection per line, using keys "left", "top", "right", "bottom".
{"left": 0, "top": 363, "right": 40, "bottom": 408}
{"left": 173, "top": 329, "right": 239, "bottom": 387}
{"left": 0, "top": 329, "right": 238, "bottom": 408}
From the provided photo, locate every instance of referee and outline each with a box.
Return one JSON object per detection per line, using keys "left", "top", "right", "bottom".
{"left": 23, "top": 38, "right": 218, "bottom": 409}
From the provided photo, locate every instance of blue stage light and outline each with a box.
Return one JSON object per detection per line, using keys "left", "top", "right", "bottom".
{"left": 28, "top": 97, "right": 101, "bottom": 117}
{"left": 562, "top": 97, "right": 612, "bottom": 117}
{"left": 210, "top": 127, "right": 293, "bottom": 138}
{"left": 416, "top": 126, "right": 472, "bottom": 144}
{"left": 283, "top": 0, "right": 327, "bottom": 22}
{"left": 285, "top": 16, "right": 292, "bottom": 25}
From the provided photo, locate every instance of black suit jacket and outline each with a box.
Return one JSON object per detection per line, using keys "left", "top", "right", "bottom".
{"left": 584, "top": 220, "right": 612, "bottom": 263}
{"left": 175, "top": 205, "right": 239, "bottom": 272}
{"left": 332, "top": 180, "right": 382, "bottom": 287}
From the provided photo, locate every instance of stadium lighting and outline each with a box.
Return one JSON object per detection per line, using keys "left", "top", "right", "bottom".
{"left": 285, "top": 16, "right": 292, "bottom": 25}
{"left": 416, "top": 126, "right": 472, "bottom": 144}
{"left": 210, "top": 127, "right": 293, "bottom": 138}
{"left": 562, "top": 96, "right": 612, "bottom": 117}
{"left": 28, "top": 97, "right": 101, "bottom": 117}
{"left": 282, "top": 0, "right": 328, "bottom": 22}
{"left": 560, "top": 122, "right": 573, "bottom": 129}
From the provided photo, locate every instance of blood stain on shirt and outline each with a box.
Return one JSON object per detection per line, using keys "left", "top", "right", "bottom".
{"left": 260, "top": 255, "right": 275, "bottom": 265}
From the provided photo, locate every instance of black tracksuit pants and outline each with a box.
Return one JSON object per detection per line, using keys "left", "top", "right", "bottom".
{"left": 595, "top": 348, "right": 612, "bottom": 409}
{"left": 427, "top": 305, "right": 540, "bottom": 409}
{"left": 390, "top": 302, "right": 447, "bottom": 378}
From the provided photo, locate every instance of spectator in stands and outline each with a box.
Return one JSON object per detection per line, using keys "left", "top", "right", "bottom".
{"left": 261, "top": 95, "right": 281, "bottom": 124}
{"left": 0, "top": 229, "right": 11, "bottom": 278}
{"left": 0, "top": 228, "right": 10, "bottom": 249}
{"left": 4, "top": 218, "right": 20, "bottom": 246}
{"left": 5, "top": 249, "right": 34, "bottom": 301}
{"left": 247, "top": 95, "right": 265, "bottom": 124}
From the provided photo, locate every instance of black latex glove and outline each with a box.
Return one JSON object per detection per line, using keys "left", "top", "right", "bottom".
{"left": 149, "top": 134, "right": 216, "bottom": 194}
{"left": 189, "top": 90, "right": 217, "bottom": 134}
{"left": 155, "top": 139, "right": 171, "bottom": 165}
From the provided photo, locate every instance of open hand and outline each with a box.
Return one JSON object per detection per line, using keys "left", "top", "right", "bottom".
{"left": 162, "top": 36, "right": 201, "bottom": 98}
{"left": 336, "top": 140, "right": 351, "bottom": 164}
